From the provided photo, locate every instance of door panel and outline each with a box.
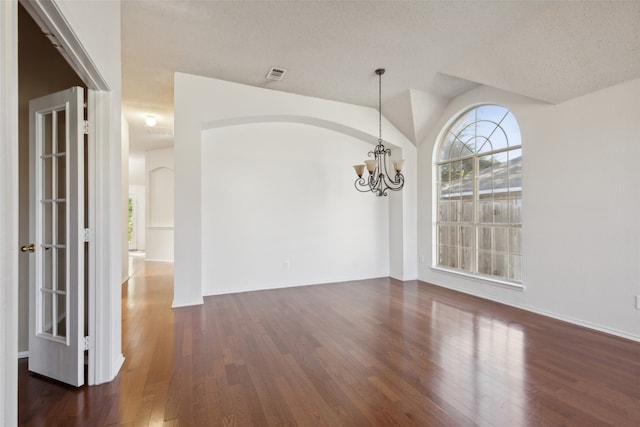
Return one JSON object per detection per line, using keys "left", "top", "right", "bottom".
{"left": 28, "top": 87, "right": 84, "bottom": 387}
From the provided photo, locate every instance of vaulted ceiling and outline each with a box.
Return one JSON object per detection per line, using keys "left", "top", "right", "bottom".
{"left": 121, "top": 1, "right": 640, "bottom": 153}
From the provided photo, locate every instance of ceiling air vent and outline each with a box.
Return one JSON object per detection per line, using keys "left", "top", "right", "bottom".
{"left": 266, "top": 67, "right": 287, "bottom": 81}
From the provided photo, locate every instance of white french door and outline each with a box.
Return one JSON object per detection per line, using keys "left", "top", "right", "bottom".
{"left": 27, "top": 87, "right": 85, "bottom": 387}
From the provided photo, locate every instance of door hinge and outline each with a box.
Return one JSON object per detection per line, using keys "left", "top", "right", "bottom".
{"left": 83, "top": 228, "right": 91, "bottom": 242}
{"left": 83, "top": 120, "right": 90, "bottom": 135}
{"left": 83, "top": 336, "right": 93, "bottom": 351}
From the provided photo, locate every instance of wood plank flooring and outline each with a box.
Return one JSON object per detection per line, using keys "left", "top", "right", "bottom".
{"left": 18, "top": 258, "right": 640, "bottom": 426}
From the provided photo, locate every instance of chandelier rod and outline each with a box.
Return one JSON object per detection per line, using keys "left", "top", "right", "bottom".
{"left": 376, "top": 68, "right": 385, "bottom": 142}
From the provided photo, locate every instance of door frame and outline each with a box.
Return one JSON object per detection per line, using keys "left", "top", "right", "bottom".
{"left": 1, "top": 0, "right": 121, "bottom": 424}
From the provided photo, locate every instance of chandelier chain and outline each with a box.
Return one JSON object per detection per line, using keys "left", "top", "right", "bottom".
{"left": 378, "top": 70, "right": 382, "bottom": 141}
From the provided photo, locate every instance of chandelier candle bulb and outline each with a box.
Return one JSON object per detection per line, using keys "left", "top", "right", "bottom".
{"left": 353, "top": 164, "right": 366, "bottom": 178}
{"left": 364, "top": 160, "right": 377, "bottom": 173}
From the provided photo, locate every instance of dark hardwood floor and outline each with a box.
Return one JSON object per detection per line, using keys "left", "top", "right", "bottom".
{"left": 19, "top": 257, "right": 640, "bottom": 426}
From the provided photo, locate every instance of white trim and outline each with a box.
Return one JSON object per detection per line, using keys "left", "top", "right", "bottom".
{"left": 431, "top": 266, "right": 525, "bottom": 291}
{"left": 18, "top": 351, "right": 29, "bottom": 359}
{"left": 0, "top": 1, "right": 19, "bottom": 425}
{"left": 18, "top": 0, "right": 109, "bottom": 91}
{"left": 171, "top": 298, "right": 204, "bottom": 309}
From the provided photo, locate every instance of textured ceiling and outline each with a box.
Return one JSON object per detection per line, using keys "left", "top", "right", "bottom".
{"left": 121, "top": 0, "right": 640, "bottom": 153}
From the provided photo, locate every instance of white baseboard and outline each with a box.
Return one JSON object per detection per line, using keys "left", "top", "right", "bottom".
{"left": 18, "top": 351, "right": 28, "bottom": 359}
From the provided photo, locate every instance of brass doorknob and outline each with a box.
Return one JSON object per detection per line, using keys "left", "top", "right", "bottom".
{"left": 21, "top": 243, "right": 35, "bottom": 253}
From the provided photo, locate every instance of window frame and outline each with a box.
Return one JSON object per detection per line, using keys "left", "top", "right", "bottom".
{"left": 432, "top": 104, "right": 523, "bottom": 289}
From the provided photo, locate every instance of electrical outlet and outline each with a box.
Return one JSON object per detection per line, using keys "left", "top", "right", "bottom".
{"left": 420, "top": 255, "right": 425, "bottom": 264}
{"left": 636, "top": 295, "right": 640, "bottom": 310}
{"left": 283, "top": 260, "right": 289, "bottom": 270}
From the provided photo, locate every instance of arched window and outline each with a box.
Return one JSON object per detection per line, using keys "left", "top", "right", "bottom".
{"left": 435, "top": 104, "right": 522, "bottom": 283}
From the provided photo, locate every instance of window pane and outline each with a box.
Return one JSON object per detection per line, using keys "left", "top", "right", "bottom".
{"left": 478, "top": 227, "right": 492, "bottom": 250}
{"left": 510, "top": 228, "right": 521, "bottom": 255}
{"left": 478, "top": 250, "right": 491, "bottom": 275}
{"left": 501, "top": 113, "right": 521, "bottom": 147}
{"left": 509, "top": 197, "right": 522, "bottom": 224}
{"left": 461, "top": 200, "right": 473, "bottom": 222}
{"left": 509, "top": 255, "right": 522, "bottom": 281}
{"left": 493, "top": 253, "right": 506, "bottom": 277}
{"left": 492, "top": 152, "right": 509, "bottom": 193}
{"left": 461, "top": 226, "right": 473, "bottom": 248}
{"left": 438, "top": 202, "right": 448, "bottom": 222}
{"left": 494, "top": 227, "right": 507, "bottom": 252}
{"left": 479, "top": 201, "right": 494, "bottom": 223}
{"left": 461, "top": 248, "right": 473, "bottom": 272}
{"left": 438, "top": 245, "right": 447, "bottom": 266}
{"left": 447, "top": 226, "right": 458, "bottom": 246}
{"left": 448, "top": 246, "right": 458, "bottom": 268}
{"left": 494, "top": 198, "right": 508, "bottom": 223}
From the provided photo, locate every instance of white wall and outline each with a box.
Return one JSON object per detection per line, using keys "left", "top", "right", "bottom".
{"left": 174, "top": 73, "right": 417, "bottom": 307}
{"left": 146, "top": 147, "right": 174, "bottom": 262}
{"left": 121, "top": 115, "right": 129, "bottom": 282}
{"left": 128, "top": 152, "right": 145, "bottom": 185}
{"left": 201, "top": 123, "right": 389, "bottom": 295}
{"left": 0, "top": 2, "right": 19, "bottom": 424}
{"left": 128, "top": 185, "right": 146, "bottom": 251}
{"left": 128, "top": 152, "right": 146, "bottom": 251}
{"left": 419, "top": 80, "right": 640, "bottom": 340}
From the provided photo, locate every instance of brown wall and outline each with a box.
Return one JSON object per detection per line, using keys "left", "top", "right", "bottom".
{"left": 17, "top": 4, "right": 85, "bottom": 352}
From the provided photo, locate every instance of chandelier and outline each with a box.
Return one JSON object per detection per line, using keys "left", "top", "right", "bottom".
{"left": 353, "top": 68, "right": 405, "bottom": 196}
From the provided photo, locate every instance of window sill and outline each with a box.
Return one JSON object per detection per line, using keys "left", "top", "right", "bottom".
{"left": 430, "top": 266, "right": 525, "bottom": 292}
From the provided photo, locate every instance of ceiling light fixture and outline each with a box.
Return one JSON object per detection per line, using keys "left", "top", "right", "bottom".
{"left": 353, "top": 68, "right": 404, "bottom": 196}
{"left": 145, "top": 115, "right": 157, "bottom": 127}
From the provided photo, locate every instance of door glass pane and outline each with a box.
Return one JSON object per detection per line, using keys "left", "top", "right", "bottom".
{"left": 56, "top": 293, "right": 67, "bottom": 339}
{"left": 57, "top": 202, "right": 66, "bottom": 245}
{"left": 57, "top": 156, "right": 66, "bottom": 199}
{"left": 42, "top": 158, "right": 52, "bottom": 200}
{"left": 42, "top": 249, "right": 53, "bottom": 290}
{"left": 56, "top": 109, "right": 66, "bottom": 154}
{"left": 43, "top": 112, "right": 53, "bottom": 155}
{"left": 57, "top": 249, "right": 66, "bottom": 292}
{"left": 43, "top": 202, "right": 52, "bottom": 243}
{"left": 42, "top": 290, "right": 53, "bottom": 335}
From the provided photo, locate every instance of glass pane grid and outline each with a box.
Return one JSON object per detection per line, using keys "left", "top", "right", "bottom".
{"left": 436, "top": 105, "right": 522, "bottom": 283}
{"left": 36, "top": 108, "right": 69, "bottom": 341}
